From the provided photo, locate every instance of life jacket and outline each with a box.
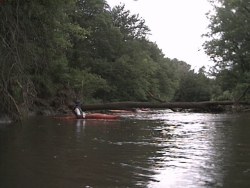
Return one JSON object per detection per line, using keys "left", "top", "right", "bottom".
{"left": 73, "top": 106, "right": 83, "bottom": 116}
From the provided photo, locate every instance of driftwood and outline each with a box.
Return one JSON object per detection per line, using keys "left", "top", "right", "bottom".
{"left": 79, "top": 101, "right": 250, "bottom": 112}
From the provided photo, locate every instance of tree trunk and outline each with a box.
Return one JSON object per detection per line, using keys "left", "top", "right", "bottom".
{"left": 234, "top": 84, "right": 250, "bottom": 103}
{"left": 77, "top": 101, "right": 250, "bottom": 112}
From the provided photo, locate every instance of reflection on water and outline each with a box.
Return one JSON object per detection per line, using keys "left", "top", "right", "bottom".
{"left": 146, "top": 112, "right": 250, "bottom": 188}
{"left": 1, "top": 112, "right": 250, "bottom": 188}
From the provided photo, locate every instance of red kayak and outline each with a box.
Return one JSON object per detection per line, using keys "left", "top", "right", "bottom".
{"left": 54, "top": 113, "right": 119, "bottom": 120}
{"left": 109, "top": 110, "right": 134, "bottom": 113}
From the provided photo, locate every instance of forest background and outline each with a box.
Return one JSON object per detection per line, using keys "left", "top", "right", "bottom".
{"left": 0, "top": 0, "right": 249, "bottom": 120}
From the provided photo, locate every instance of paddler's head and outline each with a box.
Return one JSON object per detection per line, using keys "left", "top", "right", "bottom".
{"left": 75, "top": 100, "right": 82, "bottom": 106}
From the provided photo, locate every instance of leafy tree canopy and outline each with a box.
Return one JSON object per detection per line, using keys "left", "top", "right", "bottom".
{"left": 203, "top": 0, "right": 250, "bottom": 100}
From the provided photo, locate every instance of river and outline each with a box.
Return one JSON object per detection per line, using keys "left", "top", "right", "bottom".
{"left": 1, "top": 110, "right": 250, "bottom": 188}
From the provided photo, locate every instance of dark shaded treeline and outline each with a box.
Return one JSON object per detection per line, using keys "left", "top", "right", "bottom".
{"left": 0, "top": 0, "right": 249, "bottom": 120}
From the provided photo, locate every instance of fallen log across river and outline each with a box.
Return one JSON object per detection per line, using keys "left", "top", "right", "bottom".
{"left": 75, "top": 101, "right": 250, "bottom": 112}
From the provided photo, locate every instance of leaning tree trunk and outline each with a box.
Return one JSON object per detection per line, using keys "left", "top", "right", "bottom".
{"left": 234, "top": 84, "right": 250, "bottom": 103}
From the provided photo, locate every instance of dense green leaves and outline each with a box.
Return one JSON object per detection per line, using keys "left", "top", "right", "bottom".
{"left": 174, "top": 63, "right": 212, "bottom": 102}
{"left": 110, "top": 4, "right": 151, "bottom": 41}
{"left": 203, "top": 0, "right": 250, "bottom": 100}
{"left": 0, "top": 0, "right": 225, "bottom": 120}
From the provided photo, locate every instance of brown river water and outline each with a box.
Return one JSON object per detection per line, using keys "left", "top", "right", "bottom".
{"left": 0, "top": 110, "right": 250, "bottom": 188}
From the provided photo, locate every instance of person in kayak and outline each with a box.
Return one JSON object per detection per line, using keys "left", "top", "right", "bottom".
{"left": 73, "top": 100, "right": 86, "bottom": 119}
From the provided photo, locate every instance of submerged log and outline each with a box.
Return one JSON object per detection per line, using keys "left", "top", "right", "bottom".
{"left": 78, "top": 101, "right": 250, "bottom": 112}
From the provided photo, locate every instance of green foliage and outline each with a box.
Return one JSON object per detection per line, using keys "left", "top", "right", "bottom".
{"left": 110, "top": 4, "right": 151, "bottom": 41}
{"left": 1, "top": 0, "right": 219, "bottom": 120}
{"left": 232, "top": 83, "right": 250, "bottom": 100}
{"left": 204, "top": 0, "right": 250, "bottom": 71}
{"left": 210, "top": 78, "right": 223, "bottom": 101}
{"left": 68, "top": 67, "right": 109, "bottom": 102}
{"left": 203, "top": 0, "right": 250, "bottom": 101}
{"left": 173, "top": 62, "right": 212, "bottom": 102}
{"left": 217, "top": 90, "right": 233, "bottom": 101}
{"left": 70, "top": 2, "right": 179, "bottom": 102}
